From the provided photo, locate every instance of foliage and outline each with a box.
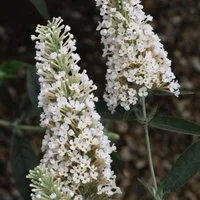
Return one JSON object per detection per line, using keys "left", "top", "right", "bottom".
{"left": 158, "top": 141, "right": 200, "bottom": 199}
{"left": 10, "top": 129, "right": 38, "bottom": 200}
{"left": 0, "top": 60, "right": 24, "bottom": 80}
{"left": 26, "top": 66, "right": 40, "bottom": 107}
{"left": 29, "top": 0, "right": 50, "bottom": 20}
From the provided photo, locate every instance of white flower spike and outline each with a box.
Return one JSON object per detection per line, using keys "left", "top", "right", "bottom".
{"left": 95, "top": 0, "right": 180, "bottom": 112}
{"left": 28, "top": 17, "right": 121, "bottom": 200}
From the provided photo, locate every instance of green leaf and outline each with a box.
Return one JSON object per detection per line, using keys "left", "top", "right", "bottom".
{"left": 111, "top": 151, "right": 123, "bottom": 172}
{"left": 96, "top": 102, "right": 200, "bottom": 137}
{"left": 10, "top": 131, "right": 38, "bottom": 200}
{"left": 150, "top": 116, "right": 200, "bottom": 136}
{"left": 158, "top": 140, "right": 200, "bottom": 197}
{"left": 96, "top": 101, "right": 137, "bottom": 121}
{"left": 30, "top": 0, "right": 50, "bottom": 20}
{"left": 0, "top": 82, "right": 13, "bottom": 106}
{"left": 0, "top": 60, "right": 24, "bottom": 80}
{"left": 104, "top": 131, "right": 120, "bottom": 141}
{"left": 152, "top": 90, "right": 194, "bottom": 96}
{"left": 18, "top": 95, "right": 42, "bottom": 121}
{"left": 138, "top": 178, "right": 152, "bottom": 195}
{"left": 26, "top": 67, "right": 40, "bottom": 107}
{"left": 147, "top": 105, "right": 158, "bottom": 122}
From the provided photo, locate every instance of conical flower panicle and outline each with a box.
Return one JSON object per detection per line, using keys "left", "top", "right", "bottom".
{"left": 95, "top": 0, "right": 180, "bottom": 112}
{"left": 28, "top": 17, "right": 121, "bottom": 199}
{"left": 27, "top": 165, "right": 71, "bottom": 200}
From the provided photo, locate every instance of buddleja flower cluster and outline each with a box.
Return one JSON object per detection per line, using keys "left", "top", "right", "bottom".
{"left": 27, "top": 17, "right": 121, "bottom": 200}
{"left": 95, "top": 0, "right": 180, "bottom": 112}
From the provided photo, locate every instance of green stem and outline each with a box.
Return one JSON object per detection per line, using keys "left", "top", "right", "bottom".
{"left": 142, "top": 97, "right": 158, "bottom": 191}
{"left": 0, "top": 119, "right": 44, "bottom": 132}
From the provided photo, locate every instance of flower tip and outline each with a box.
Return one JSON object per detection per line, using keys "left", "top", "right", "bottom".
{"left": 65, "top": 25, "right": 71, "bottom": 32}
{"left": 31, "top": 35, "right": 37, "bottom": 41}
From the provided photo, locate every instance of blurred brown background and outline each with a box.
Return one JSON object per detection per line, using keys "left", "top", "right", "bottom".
{"left": 0, "top": 0, "right": 200, "bottom": 199}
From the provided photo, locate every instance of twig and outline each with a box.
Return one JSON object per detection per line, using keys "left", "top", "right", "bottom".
{"left": 0, "top": 119, "right": 44, "bottom": 132}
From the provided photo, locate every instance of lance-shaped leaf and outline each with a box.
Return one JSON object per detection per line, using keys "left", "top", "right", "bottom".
{"left": 30, "top": 0, "right": 50, "bottom": 20}
{"left": 0, "top": 82, "right": 13, "bottom": 106}
{"left": 158, "top": 140, "right": 200, "bottom": 197}
{"left": 111, "top": 152, "right": 123, "bottom": 172}
{"left": 18, "top": 94, "right": 42, "bottom": 120}
{"left": 104, "top": 130, "right": 120, "bottom": 141}
{"left": 10, "top": 131, "right": 38, "bottom": 200}
{"left": 96, "top": 101, "right": 137, "bottom": 121}
{"left": 150, "top": 116, "right": 200, "bottom": 136}
{"left": 0, "top": 60, "right": 24, "bottom": 80}
{"left": 151, "top": 90, "right": 194, "bottom": 96}
{"left": 96, "top": 102, "right": 200, "bottom": 137}
{"left": 26, "top": 67, "right": 40, "bottom": 107}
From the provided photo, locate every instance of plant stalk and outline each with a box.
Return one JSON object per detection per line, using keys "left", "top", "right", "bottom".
{"left": 0, "top": 119, "right": 44, "bottom": 132}
{"left": 142, "top": 97, "right": 158, "bottom": 191}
